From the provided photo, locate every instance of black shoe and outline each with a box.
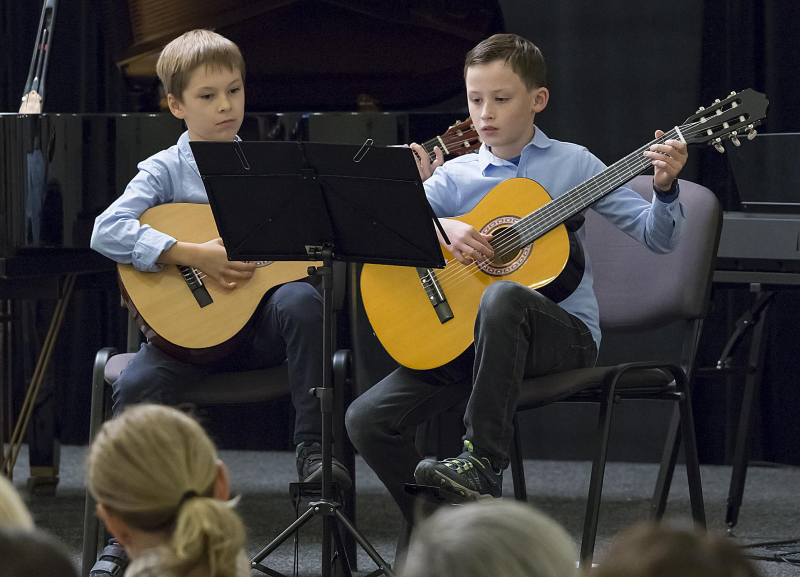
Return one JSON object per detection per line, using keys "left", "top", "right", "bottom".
{"left": 90, "top": 539, "right": 129, "bottom": 577}
{"left": 296, "top": 442, "right": 353, "bottom": 490}
{"left": 414, "top": 442, "right": 502, "bottom": 502}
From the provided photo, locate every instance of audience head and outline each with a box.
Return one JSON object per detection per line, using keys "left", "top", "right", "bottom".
{"left": 402, "top": 500, "right": 578, "bottom": 577}
{"left": 0, "top": 527, "right": 78, "bottom": 577}
{"left": 0, "top": 474, "right": 34, "bottom": 529}
{"left": 87, "top": 404, "right": 245, "bottom": 577}
{"left": 594, "top": 522, "right": 761, "bottom": 577}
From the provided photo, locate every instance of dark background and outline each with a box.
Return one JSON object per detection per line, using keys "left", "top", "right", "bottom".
{"left": 2, "top": 0, "right": 799, "bottom": 466}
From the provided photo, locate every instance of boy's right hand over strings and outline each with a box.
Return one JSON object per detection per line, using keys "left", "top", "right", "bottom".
{"left": 437, "top": 219, "right": 494, "bottom": 266}
{"left": 160, "top": 238, "right": 256, "bottom": 289}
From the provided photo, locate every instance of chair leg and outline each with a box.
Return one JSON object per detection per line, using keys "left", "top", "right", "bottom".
{"left": 82, "top": 348, "right": 116, "bottom": 576}
{"left": 650, "top": 405, "right": 681, "bottom": 520}
{"left": 509, "top": 415, "right": 528, "bottom": 502}
{"left": 580, "top": 385, "right": 617, "bottom": 568}
{"left": 333, "top": 349, "right": 357, "bottom": 570}
{"left": 677, "top": 378, "right": 706, "bottom": 528}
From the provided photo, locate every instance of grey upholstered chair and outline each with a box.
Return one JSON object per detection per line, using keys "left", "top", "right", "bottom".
{"left": 81, "top": 265, "right": 356, "bottom": 575}
{"left": 499, "top": 175, "right": 721, "bottom": 565}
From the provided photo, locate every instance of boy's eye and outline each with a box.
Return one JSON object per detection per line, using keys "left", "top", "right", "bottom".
{"left": 200, "top": 94, "right": 213, "bottom": 100}
{"left": 230, "top": 87, "right": 241, "bottom": 93}
{"left": 471, "top": 98, "right": 482, "bottom": 104}
{"left": 496, "top": 97, "right": 508, "bottom": 102}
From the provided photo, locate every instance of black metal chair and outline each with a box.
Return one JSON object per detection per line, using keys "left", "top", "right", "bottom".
{"left": 81, "top": 265, "right": 356, "bottom": 575}
{"left": 501, "top": 176, "right": 721, "bottom": 565}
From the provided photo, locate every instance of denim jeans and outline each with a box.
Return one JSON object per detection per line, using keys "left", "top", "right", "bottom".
{"left": 112, "top": 281, "right": 324, "bottom": 444}
{"left": 346, "top": 281, "right": 597, "bottom": 522}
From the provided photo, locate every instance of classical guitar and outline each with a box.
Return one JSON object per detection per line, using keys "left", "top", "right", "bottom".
{"left": 361, "top": 89, "right": 769, "bottom": 371}
{"left": 118, "top": 203, "right": 318, "bottom": 363}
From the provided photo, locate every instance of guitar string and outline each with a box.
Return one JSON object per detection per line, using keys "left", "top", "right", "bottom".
{"left": 425, "top": 121, "right": 714, "bottom": 292}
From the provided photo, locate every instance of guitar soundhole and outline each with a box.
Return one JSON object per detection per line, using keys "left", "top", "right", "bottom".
{"left": 488, "top": 226, "right": 521, "bottom": 267}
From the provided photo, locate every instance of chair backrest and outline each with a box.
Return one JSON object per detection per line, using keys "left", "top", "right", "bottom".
{"left": 585, "top": 176, "right": 722, "bottom": 332}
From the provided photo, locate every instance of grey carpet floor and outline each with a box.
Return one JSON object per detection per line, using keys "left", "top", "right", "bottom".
{"left": 5, "top": 445, "right": 800, "bottom": 576}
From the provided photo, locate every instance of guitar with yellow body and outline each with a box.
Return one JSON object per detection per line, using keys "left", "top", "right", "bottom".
{"left": 118, "top": 203, "right": 317, "bottom": 363}
{"left": 360, "top": 90, "right": 768, "bottom": 371}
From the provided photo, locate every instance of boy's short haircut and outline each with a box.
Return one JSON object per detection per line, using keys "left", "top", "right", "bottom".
{"left": 156, "top": 29, "right": 245, "bottom": 100}
{"left": 464, "top": 33, "right": 546, "bottom": 90}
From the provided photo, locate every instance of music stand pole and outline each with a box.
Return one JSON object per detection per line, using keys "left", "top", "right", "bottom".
{"left": 249, "top": 247, "right": 394, "bottom": 577}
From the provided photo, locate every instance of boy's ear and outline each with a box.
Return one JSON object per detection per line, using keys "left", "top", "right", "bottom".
{"left": 532, "top": 86, "right": 549, "bottom": 113}
{"left": 167, "top": 93, "right": 185, "bottom": 120}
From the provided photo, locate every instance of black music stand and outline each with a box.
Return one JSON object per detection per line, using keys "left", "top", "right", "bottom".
{"left": 191, "top": 139, "right": 446, "bottom": 577}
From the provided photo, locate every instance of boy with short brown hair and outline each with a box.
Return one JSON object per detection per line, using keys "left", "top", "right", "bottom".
{"left": 91, "top": 29, "right": 350, "bottom": 488}
{"left": 347, "top": 33, "right": 687, "bottom": 521}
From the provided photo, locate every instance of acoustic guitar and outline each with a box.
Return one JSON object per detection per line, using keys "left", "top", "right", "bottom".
{"left": 360, "top": 89, "right": 769, "bottom": 371}
{"left": 118, "top": 203, "right": 318, "bottom": 363}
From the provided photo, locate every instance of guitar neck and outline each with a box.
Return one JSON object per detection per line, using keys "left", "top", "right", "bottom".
{"left": 518, "top": 127, "right": 680, "bottom": 245}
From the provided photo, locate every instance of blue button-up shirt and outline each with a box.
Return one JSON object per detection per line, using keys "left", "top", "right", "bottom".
{"left": 91, "top": 131, "right": 215, "bottom": 272}
{"left": 424, "top": 127, "right": 685, "bottom": 349}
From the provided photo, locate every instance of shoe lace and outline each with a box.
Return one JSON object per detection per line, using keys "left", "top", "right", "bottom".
{"left": 442, "top": 456, "right": 477, "bottom": 475}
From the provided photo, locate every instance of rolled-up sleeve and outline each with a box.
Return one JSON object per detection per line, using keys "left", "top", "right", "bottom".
{"left": 90, "top": 160, "right": 177, "bottom": 272}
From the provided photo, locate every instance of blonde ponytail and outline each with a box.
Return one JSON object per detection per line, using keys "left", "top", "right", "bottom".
{"left": 87, "top": 405, "right": 245, "bottom": 577}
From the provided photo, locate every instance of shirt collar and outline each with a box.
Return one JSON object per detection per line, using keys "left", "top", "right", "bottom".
{"left": 178, "top": 130, "right": 242, "bottom": 177}
{"left": 477, "top": 125, "right": 552, "bottom": 172}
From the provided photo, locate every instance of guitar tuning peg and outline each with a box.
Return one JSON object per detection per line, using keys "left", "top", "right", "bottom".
{"left": 730, "top": 91, "right": 737, "bottom": 96}
{"left": 747, "top": 129, "right": 757, "bottom": 140}
{"left": 714, "top": 142, "right": 725, "bottom": 153}
{"left": 714, "top": 99, "right": 721, "bottom": 104}
{"left": 696, "top": 106, "right": 706, "bottom": 113}
{"left": 731, "top": 136, "right": 741, "bottom": 147}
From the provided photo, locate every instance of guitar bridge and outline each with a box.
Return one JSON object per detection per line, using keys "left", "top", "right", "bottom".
{"left": 178, "top": 265, "right": 213, "bottom": 308}
{"left": 417, "top": 268, "right": 453, "bottom": 324}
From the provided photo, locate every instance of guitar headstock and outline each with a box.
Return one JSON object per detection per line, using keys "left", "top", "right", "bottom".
{"left": 439, "top": 118, "right": 480, "bottom": 156}
{"left": 680, "top": 89, "right": 769, "bottom": 152}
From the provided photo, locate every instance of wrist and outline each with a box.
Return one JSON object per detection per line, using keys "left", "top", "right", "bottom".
{"left": 653, "top": 179, "right": 679, "bottom": 202}
{"left": 159, "top": 241, "right": 199, "bottom": 267}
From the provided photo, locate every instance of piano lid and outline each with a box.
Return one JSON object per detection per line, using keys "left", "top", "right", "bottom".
{"left": 101, "top": 0, "right": 505, "bottom": 111}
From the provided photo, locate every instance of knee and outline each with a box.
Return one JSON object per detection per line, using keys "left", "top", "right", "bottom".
{"left": 345, "top": 395, "right": 383, "bottom": 451}
{"left": 480, "top": 281, "right": 538, "bottom": 315}
{"left": 271, "top": 282, "right": 322, "bottom": 327}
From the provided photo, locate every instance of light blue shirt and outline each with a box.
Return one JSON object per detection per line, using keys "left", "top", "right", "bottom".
{"left": 424, "top": 127, "right": 685, "bottom": 349}
{"left": 91, "top": 131, "right": 216, "bottom": 272}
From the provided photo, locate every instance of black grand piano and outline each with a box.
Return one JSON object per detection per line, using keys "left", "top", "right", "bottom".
{"left": 0, "top": 0, "right": 504, "bottom": 489}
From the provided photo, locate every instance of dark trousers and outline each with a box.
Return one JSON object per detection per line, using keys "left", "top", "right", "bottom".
{"left": 113, "top": 282, "right": 324, "bottom": 445}
{"left": 346, "top": 281, "right": 597, "bottom": 522}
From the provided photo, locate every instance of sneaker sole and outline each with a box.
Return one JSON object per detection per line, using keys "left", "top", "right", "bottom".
{"left": 428, "top": 470, "right": 498, "bottom": 502}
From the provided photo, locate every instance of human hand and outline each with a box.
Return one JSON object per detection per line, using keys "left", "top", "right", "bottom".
{"left": 645, "top": 129, "right": 688, "bottom": 191}
{"left": 410, "top": 142, "right": 444, "bottom": 181}
{"left": 438, "top": 219, "right": 494, "bottom": 265}
{"left": 193, "top": 238, "right": 256, "bottom": 289}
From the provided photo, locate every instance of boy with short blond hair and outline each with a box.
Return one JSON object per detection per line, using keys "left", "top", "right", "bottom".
{"left": 91, "top": 30, "right": 350, "bottom": 490}
{"left": 346, "top": 33, "right": 687, "bottom": 521}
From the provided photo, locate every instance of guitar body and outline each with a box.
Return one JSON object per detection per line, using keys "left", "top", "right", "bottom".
{"left": 118, "top": 203, "right": 315, "bottom": 363}
{"left": 360, "top": 178, "right": 572, "bottom": 371}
